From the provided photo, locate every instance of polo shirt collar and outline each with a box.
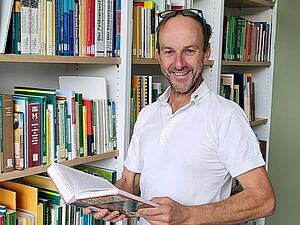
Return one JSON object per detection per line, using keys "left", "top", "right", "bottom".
{"left": 157, "top": 80, "right": 211, "bottom": 104}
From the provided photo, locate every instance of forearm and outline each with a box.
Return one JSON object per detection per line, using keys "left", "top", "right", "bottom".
{"left": 183, "top": 188, "right": 275, "bottom": 225}
{"left": 114, "top": 170, "right": 141, "bottom": 196}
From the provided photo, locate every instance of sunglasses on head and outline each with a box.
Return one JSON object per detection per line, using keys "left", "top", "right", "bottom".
{"left": 158, "top": 9, "right": 208, "bottom": 47}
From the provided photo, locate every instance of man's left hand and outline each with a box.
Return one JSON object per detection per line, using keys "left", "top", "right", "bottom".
{"left": 136, "top": 197, "right": 188, "bottom": 225}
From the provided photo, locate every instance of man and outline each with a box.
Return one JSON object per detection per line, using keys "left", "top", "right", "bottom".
{"left": 85, "top": 9, "right": 276, "bottom": 225}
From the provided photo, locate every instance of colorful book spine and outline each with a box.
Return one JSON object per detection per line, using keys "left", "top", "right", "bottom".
{"left": 28, "top": 102, "right": 41, "bottom": 167}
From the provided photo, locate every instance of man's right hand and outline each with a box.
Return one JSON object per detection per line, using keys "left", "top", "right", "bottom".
{"left": 83, "top": 208, "right": 127, "bottom": 222}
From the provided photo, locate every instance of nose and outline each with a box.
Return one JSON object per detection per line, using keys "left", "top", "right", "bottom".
{"left": 174, "top": 53, "right": 185, "bottom": 70}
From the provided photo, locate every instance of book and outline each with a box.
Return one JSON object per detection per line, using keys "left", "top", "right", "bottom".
{"left": 0, "top": 0, "right": 14, "bottom": 53}
{"left": 1, "top": 94, "right": 14, "bottom": 173}
{"left": 47, "top": 163, "right": 158, "bottom": 217}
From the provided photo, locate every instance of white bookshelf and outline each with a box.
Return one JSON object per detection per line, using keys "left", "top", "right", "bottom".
{"left": 129, "top": 1, "right": 277, "bottom": 225}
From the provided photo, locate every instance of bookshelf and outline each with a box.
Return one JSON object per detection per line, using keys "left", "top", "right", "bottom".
{"left": 0, "top": 0, "right": 132, "bottom": 205}
{"left": 0, "top": 54, "right": 121, "bottom": 64}
{"left": 0, "top": 150, "right": 119, "bottom": 182}
{"left": 129, "top": 1, "right": 277, "bottom": 225}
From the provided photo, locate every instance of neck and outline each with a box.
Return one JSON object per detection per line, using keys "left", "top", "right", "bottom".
{"left": 168, "top": 79, "right": 203, "bottom": 113}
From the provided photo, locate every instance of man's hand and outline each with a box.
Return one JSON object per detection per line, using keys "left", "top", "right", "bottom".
{"left": 83, "top": 208, "right": 126, "bottom": 223}
{"left": 136, "top": 197, "right": 188, "bottom": 225}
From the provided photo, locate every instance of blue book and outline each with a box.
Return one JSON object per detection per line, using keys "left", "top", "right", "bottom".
{"left": 69, "top": 0, "right": 74, "bottom": 56}
{"left": 63, "top": 0, "right": 69, "bottom": 55}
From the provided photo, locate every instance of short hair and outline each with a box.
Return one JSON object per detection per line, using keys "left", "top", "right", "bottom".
{"left": 156, "top": 15, "right": 212, "bottom": 54}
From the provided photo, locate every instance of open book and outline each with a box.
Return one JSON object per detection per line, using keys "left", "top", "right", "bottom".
{"left": 47, "top": 163, "right": 158, "bottom": 217}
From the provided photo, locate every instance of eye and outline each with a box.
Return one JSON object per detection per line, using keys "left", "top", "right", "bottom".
{"left": 163, "top": 50, "right": 174, "bottom": 56}
{"left": 185, "top": 49, "right": 196, "bottom": 55}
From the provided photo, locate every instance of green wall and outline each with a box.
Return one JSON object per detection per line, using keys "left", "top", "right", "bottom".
{"left": 267, "top": 0, "right": 300, "bottom": 224}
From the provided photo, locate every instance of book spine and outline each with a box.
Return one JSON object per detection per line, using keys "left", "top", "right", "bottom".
{"left": 28, "top": 102, "right": 41, "bottom": 167}
{"left": 2, "top": 95, "right": 14, "bottom": 173}
{"left": 83, "top": 100, "right": 93, "bottom": 156}
{"left": 14, "top": 112, "right": 24, "bottom": 170}
{"left": 21, "top": 0, "right": 31, "bottom": 54}
{"left": 82, "top": 105, "right": 87, "bottom": 156}
{"left": 69, "top": 0, "right": 75, "bottom": 56}
{"left": 30, "top": 0, "right": 40, "bottom": 54}
{"left": 15, "top": 0, "right": 22, "bottom": 54}
{"left": 95, "top": 0, "right": 105, "bottom": 56}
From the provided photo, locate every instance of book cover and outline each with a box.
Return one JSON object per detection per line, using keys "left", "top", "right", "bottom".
{"left": 13, "top": 112, "right": 24, "bottom": 170}
{"left": 1, "top": 94, "right": 14, "bottom": 173}
{"left": 0, "top": 187, "right": 17, "bottom": 210}
{"left": 47, "top": 163, "right": 158, "bottom": 217}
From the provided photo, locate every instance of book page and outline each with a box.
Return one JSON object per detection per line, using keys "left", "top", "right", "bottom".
{"left": 48, "top": 163, "right": 114, "bottom": 202}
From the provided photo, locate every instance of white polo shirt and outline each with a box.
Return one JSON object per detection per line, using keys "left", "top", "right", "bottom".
{"left": 124, "top": 81, "right": 265, "bottom": 224}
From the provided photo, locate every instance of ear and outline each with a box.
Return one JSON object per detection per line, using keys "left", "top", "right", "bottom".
{"left": 203, "top": 43, "right": 211, "bottom": 64}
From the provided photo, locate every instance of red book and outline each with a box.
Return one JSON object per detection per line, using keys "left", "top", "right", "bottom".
{"left": 83, "top": 99, "right": 93, "bottom": 155}
{"left": 28, "top": 102, "right": 41, "bottom": 167}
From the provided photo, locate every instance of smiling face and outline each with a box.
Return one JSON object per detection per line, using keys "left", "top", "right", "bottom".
{"left": 158, "top": 15, "right": 211, "bottom": 96}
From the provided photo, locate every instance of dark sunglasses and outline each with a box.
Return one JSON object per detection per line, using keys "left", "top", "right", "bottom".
{"left": 158, "top": 9, "right": 208, "bottom": 47}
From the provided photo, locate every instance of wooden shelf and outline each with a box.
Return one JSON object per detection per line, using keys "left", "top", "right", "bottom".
{"left": 0, "top": 150, "right": 119, "bottom": 182}
{"left": 132, "top": 58, "right": 215, "bottom": 66}
{"left": 250, "top": 118, "right": 268, "bottom": 127}
{"left": 0, "top": 54, "right": 121, "bottom": 65}
{"left": 225, "top": 0, "right": 275, "bottom": 8}
{"left": 222, "top": 60, "right": 271, "bottom": 67}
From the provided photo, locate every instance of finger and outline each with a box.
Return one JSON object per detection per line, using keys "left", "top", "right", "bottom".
{"left": 91, "top": 209, "right": 110, "bottom": 220}
{"left": 137, "top": 207, "right": 163, "bottom": 217}
{"left": 151, "top": 197, "right": 171, "bottom": 204}
{"left": 110, "top": 214, "right": 127, "bottom": 223}
{"left": 82, "top": 208, "right": 91, "bottom": 214}
{"left": 101, "top": 211, "right": 121, "bottom": 221}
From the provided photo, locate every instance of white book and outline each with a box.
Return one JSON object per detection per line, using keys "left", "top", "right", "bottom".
{"left": 95, "top": 0, "right": 105, "bottom": 56}
{"left": 0, "top": 0, "right": 14, "bottom": 53}
{"left": 30, "top": 0, "right": 40, "bottom": 54}
{"left": 47, "top": 163, "right": 158, "bottom": 217}
{"left": 21, "top": 0, "right": 31, "bottom": 54}
{"left": 58, "top": 76, "right": 107, "bottom": 100}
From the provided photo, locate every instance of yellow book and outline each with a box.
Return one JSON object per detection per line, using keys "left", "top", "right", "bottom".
{"left": 0, "top": 187, "right": 16, "bottom": 210}
{"left": 0, "top": 181, "right": 39, "bottom": 225}
{"left": 82, "top": 0, "right": 86, "bottom": 55}
{"left": 132, "top": 6, "right": 138, "bottom": 57}
{"left": 37, "top": 203, "right": 43, "bottom": 225}
{"left": 83, "top": 105, "right": 88, "bottom": 156}
{"left": 22, "top": 175, "right": 57, "bottom": 191}
{"left": 144, "top": 2, "right": 155, "bottom": 58}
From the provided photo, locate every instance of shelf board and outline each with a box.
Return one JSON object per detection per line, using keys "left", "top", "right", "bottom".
{"left": 250, "top": 118, "right": 268, "bottom": 127}
{"left": 0, "top": 54, "right": 121, "bottom": 65}
{"left": 222, "top": 60, "right": 271, "bottom": 67}
{"left": 132, "top": 58, "right": 215, "bottom": 66}
{"left": 0, "top": 150, "right": 119, "bottom": 182}
{"left": 225, "top": 0, "right": 275, "bottom": 8}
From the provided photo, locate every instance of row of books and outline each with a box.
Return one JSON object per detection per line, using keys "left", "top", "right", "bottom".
{"left": 220, "top": 73, "right": 255, "bottom": 122}
{"left": 131, "top": 75, "right": 162, "bottom": 129}
{"left": 0, "top": 76, "right": 117, "bottom": 173}
{"left": 0, "top": 164, "right": 117, "bottom": 225}
{"left": 132, "top": 0, "right": 193, "bottom": 59}
{"left": 4, "top": 0, "right": 121, "bottom": 57}
{"left": 222, "top": 15, "right": 272, "bottom": 62}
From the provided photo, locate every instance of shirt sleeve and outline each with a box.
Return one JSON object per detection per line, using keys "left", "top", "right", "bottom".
{"left": 217, "top": 108, "right": 265, "bottom": 178}
{"left": 123, "top": 129, "right": 142, "bottom": 173}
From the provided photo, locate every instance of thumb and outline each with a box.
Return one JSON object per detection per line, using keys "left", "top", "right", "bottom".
{"left": 151, "top": 197, "right": 172, "bottom": 205}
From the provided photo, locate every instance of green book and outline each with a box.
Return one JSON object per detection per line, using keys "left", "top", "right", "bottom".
{"left": 74, "top": 164, "right": 117, "bottom": 184}
{"left": 6, "top": 209, "right": 16, "bottom": 225}
{"left": 14, "top": 86, "right": 57, "bottom": 163}
{"left": 75, "top": 93, "right": 83, "bottom": 157}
